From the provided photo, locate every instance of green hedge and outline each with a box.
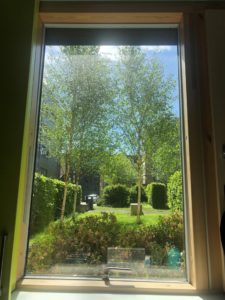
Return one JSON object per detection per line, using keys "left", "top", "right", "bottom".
{"left": 147, "top": 182, "right": 167, "bottom": 209}
{"left": 167, "top": 171, "right": 183, "bottom": 211}
{"left": 27, "top": 211, "right": 184, "bottom": 272}
{"left": 30, "top": 173, "right": 81, "bottom": 235}
{"left": 129, "top": 185, "right": 148, "bottom": 203}
{"left": 103, "top": 184, "right": 130, "bottom": 207}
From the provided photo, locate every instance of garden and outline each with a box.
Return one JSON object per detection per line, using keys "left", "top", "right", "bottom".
{"left": 27, "top": 171, "right": 185, "bottom": 280}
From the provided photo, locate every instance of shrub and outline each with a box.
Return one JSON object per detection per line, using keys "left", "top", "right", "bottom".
{"left": 167, "top": 171, "right": 183, "bottom": 211}
{"left": 117, "top": 212, "right": 183, "bottom": 264}
{"left": 27, "top": 213, "right": 120, "bottom": 272}
{"left": 148, "top": 182, "right": 167, "bottom": 209}
{"left": 103, "top": 184, "right": 130, "bottom": 207}
{"left": 30, "top": 173, "right": 82, "bottom": 235}
{"left": 96, "top": 198, "right": 105, "bottom": 206}
{"left": 30, "top": 173, "right": 57, "bottom": 235}
{"left": 129, "top": 185, "right": 148, "bottom": 203}
{"left": 27, "top": 212, "right": 184, "bottom": 272}
{"left": 151, "top": 211, "right": 184, "bottom": 251}
{"left": 27, "top": 233, "right": 56, "bottom": 273}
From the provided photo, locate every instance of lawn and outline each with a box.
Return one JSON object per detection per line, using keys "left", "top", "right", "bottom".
{"left": 77, "top": 203, "right": 171, "bottom": 227}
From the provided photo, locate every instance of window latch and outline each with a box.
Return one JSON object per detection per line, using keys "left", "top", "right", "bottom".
{"left": 102, "top": 267, "right": 132, "bottom": 286}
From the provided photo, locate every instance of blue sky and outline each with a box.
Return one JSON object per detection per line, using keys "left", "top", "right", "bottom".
{"left": 45, "top": 45, "right": 180, "bottom": 115}
{"left": 99, "top": 45, "right": 180, "bottom": 115}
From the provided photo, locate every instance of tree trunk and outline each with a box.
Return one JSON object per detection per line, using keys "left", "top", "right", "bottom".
{"left": 73, "top": 167, "right": 80, "bottom": 214}
{"left": 73, "top": 189, "right": 78, "bottom": 214}
{"left": 73, "top": 178, "right": 79, "bottom": 214}
{"left": 137, "top": 173, "right": 142, "bottom": 224}
{"left": 61, "top": 164, "right": 70, "bottom": 222}
{"left": 136, "top": 154, "right": 142, "bottom": 224}
{"left": 99, "top": 174, "right": 104, "bottom": 198}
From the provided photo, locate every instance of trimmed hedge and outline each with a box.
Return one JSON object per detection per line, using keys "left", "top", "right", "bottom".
{"left": 147, "top": 182, "right": 167, "bottom": 209}
{"left": 103, "top": 184, "right": 130, "bottom": 207}
{"left": 167, "top": 171, "right": 183, "bottom": 211}
{"left": 30, "top": 173, "right": 81, "bottom": 235}
{"left": 129, "top": 185, "right": 148, "bottom": 203}
{"left": 27, "top": 211, "right": 184, "bottom": 272}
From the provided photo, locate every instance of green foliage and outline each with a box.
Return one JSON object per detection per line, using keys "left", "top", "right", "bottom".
{"left": 103, "top": 184, "right": 130, "bottom": 208}
{"left": 167, "top": 171, "right": 183, "bottom": 211}
{"left": 149, "top": 117, "right": 181, "bottom": 183}
{"left": 27, "top": 212, "right": 184, "bottom": 272}
{"left": 147, "top": 182, "right": 167, "bottom": 209}
{"left": 129, "top": 185, "right": 148, "bottom": 203}
{"left": 27, "top": 213, "right": 119, "bottom": 272}
{"left": 40, "top": 46, "right": 115, "bottom": 185}
{"left": 145, "top": 183, "right": 152, "bottom": 202}
{"left": 53, "top": 180, "right": 81, "bottom": 220}
{"left": 152, "top": 211, "right": 184, "bottom": 251}
{"left": 101, "top": 153, "right": 137, "bottom": 186}
{"left": 96, "top": 198, "right": 105, "bottom": 207}
{"left": 27, "top": 233, "right": 56, "bottom": 273}
{"left": 30, "top": 173, "right": 81, "bottom": 235}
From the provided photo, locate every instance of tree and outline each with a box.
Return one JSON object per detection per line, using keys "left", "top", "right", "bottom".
{"left": 100, "top": 153, "right": 137, "bottom": 187}
{"left": 149, "top": 117, "right": 181, "bottom": 183}
{"left": 40, "top": 46, "right": 114, "bottom": 220}
{"left": 167, "top": 170, "right": 183, "bottom": 211}
{"left": 115, "top": 46, "right": 176, "bottom": 223}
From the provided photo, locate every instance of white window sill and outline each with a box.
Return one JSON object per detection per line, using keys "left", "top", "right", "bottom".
{"left": 11, "top": 292, "right": 225, "bottom": 300}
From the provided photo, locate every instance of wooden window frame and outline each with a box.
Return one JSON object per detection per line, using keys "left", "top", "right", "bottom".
{"left": 13, "top": 1, "right": 225, "bottom": 294}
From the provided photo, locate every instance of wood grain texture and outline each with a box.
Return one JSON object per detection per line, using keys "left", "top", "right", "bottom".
{"left": 39, "top": 1, "right": 225, "bottom": 13}
{"left": 40, "top": 12, "right": 182, "bottom": 24}
{"left": 17, "top": 278, "right": 196, "bottom": 294}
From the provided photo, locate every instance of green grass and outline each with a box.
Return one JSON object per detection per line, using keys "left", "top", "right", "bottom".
{"left": 116, "top": 213, "right": 162, "bottom": 227}
{"left": 77, "top": 203, "right": 171, "bottom": 227}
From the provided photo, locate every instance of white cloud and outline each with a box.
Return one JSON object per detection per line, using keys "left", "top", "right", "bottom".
{"left": 140, "top": 45, "right": 173, "bottom": 52}
{"left": 99, "top": 45, "right": 173, "bottom": 61}
{"left": 99, "top": 45, "right": 120, "bottom": 61}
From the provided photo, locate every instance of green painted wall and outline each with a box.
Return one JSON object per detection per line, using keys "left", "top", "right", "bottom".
{"left": 1, "top": 1, "right": 38, "bottom": 299}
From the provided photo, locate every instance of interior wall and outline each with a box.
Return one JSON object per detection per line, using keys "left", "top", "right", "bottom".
{"left": 1, "top": 1, "right": 38, "bottom": 299}
{"left": 205, "top": 9, "right": 225, "bottom": 289}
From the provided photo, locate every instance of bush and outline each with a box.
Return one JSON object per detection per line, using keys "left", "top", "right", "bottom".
{"left": 27, "top": 212, "right": 184, "bottom": 272}
{"left": 27, "top": 213, "right": 120, "bottom": 272}
{"left": 27, "top": 233, "right": 56, "bottom": 273}
{"left": 151, "top": 211, "right": 184, "bottom": 251}
{"left": 147, "top": 182, "right": 167, "bottom": 209}
{"left": 30, "top": 173, "right": 57, "bottom": 235}
{"left": 103, "top": 184, "right": 130, "bottom": 207}
{"left": 129, "top": 185, "right": 148, "bottom": 203}
{"left": 96, "top": 198, "right": 105, "bottom": 206}
{"left": 118, "top": 212, "right": 184, "bottom": 264}
{"left": 167, "top": 171, "right": 183, "bottom": 211}
{"left": 30, "top": 173, "right": 82, "bottom": 235}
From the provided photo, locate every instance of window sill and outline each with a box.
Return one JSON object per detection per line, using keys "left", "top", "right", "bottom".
{"left": 12, "top": 290, "right": 225, "bottom": 300}
{"left": 17, "top": 278, "right": 196, "bottom": 294}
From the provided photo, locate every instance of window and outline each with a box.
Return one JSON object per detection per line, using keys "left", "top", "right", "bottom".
{"left": 14, "top": 5, "right": 223, "bottom": 293}
{"left": 25, "top": 26, "right": 187, "bottom": 282}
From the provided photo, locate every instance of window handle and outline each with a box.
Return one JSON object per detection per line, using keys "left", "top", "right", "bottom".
{"left": 0, "top": 233, "right": 7, "bottom": 297}
{"left": 102, "top": 267, "right": 132, "bottom": 286}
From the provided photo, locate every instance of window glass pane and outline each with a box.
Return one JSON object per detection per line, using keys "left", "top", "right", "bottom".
{"left": 26, "top": 41, "right": 186, "bottom": 282}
